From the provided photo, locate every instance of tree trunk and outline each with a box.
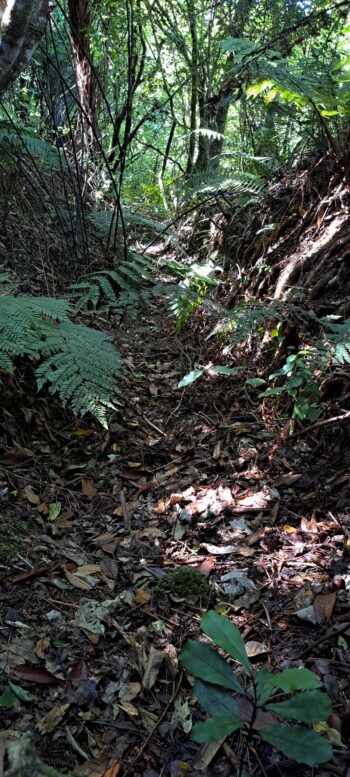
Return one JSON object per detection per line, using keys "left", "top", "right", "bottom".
{"left": 68, "top": 0, "right": 97, "bottom": 156}
{"left": 0, "top": 0, "right": 49, "bottom": 99}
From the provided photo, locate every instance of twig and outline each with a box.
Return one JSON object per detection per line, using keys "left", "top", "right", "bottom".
{"left": 120, "top": 489, "right": 131, "bottom": 531}
{"left": 142, "top": 414, "right": 166, "bottom": 436}
{"left": 288, "top": 410, "right": 350, "bottom": 439}
{"left": 128, "top": 671, "right": 184, "bottom": 764}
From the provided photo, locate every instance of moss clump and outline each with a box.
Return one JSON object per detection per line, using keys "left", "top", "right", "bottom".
{"left": 156, "top": 566, "right": 210, "bottom": 602}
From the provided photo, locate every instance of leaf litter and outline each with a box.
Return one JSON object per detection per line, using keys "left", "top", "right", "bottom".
{"left": 0, "top": 302, "right": 350, "bottom": 776}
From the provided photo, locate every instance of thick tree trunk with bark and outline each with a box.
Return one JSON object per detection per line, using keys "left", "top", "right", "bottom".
{"left": 68, "top": 0, "right": 97, "bottom": 156}
{"left": 0, "top": 0, "right": 49, "bottom": 99}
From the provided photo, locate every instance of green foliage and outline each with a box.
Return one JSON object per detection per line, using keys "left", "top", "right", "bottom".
{"left": 67, "top": 253, "right": 168, "bottom": 319}
{"left": 156, "top": 567, "right": 210, "bottom": 603}
{"left": 168, "top": 261, "right": 220, "bottom": 331}
{"left": 0, "top": 288, "right": 122, "bottom": 426}
{"left": 178, "top": 365, "right": 237, "bottom": 388}
{"left": 0, "top": 123, "right": 63, "bottom": 170}
{"left": 180, "top": 611, "right": 334, "bottom": 767}
{"left": 258, "top": 351, "right": 321, "bottom": 421}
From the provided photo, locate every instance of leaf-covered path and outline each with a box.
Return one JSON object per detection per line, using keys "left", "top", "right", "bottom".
{"left": 1, "top": 299, "right": 350, "bottom": 777}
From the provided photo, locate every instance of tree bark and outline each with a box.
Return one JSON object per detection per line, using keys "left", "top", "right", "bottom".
{"left": 0, "top": 0, "right": 49, "bottom": 99}
{"left": 68, "top": 0, "right": 97, "bottom": 155}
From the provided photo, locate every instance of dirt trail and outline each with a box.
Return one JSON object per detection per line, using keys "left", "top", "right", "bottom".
{"left": 1, "top": 301, "right": 350, "bottom": 776}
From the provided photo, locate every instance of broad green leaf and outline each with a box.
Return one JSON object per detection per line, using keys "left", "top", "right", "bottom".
{"left": 264, "top": 668, "right": 321, "bottom": 693}
{"left": 180, "top": 640, "right": 240, "bottom": 690}
{"left": 267, "top": 690, "right": 332, "bottom": 723}
{"left": 258, "top": 387, "right": 284, "bottom": 397}
{"left": 254, "top": 669, "right": 275, "bottom": 705}
{"left": 200, "top": 611, "right": 251, "bottom": 672}
{"left": 246, "top": 377, "right": 267, "bottom": 386}
{"left": 195, "top": 679, "right": 242, "bottom": 716}
{"left": 261, "top": 725, "right": 332, "bottom": 766}
{"left": 0, "top": 688, "right": 16, "bottom": 707}
{"left": 178, "top": 369, "right": 203, "bottom": 388}
{"left": 8, "top": 680, "right": 33, "bottom": 702}
{"left": 192, "top": 714, "right": 242, "bottom": 743}
{"left": 211, "top": 366, "right": 238, "bottom": 376}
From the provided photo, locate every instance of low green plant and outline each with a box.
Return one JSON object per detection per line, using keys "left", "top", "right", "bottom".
{"left": 256, "top": 350, "right": 321, "bottom": 421}
{"left": 156, "top": 567, "right": 210, "bottom": 603}
{"left": 180, "top": 611, "right": 334, "bottom": 770}
{"left": 168, "top": 261, "right": 220, "bottom": 331}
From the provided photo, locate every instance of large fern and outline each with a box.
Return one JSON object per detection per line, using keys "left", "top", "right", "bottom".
{"left": 0, "top": 123, "right": 63, "bottom": 170}
{"left": 67, "top": 253, "right": 167, "bottom": 319}
{"left": 0, "top": 287, "right": 122, "bottom": 426}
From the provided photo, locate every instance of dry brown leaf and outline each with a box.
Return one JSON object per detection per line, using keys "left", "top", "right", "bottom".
{"left": 313, "top": 591, "right": 337, "bottom": 624}
{"left": 119, "top": 681, "right": 142, "bottom": 702}
{"left": 64, "top": 569, "right": 93, "bottom": 591}
{"left": 103, "top": 762, "right": 123, "bottom": 777}
{"left": 76, "top": 564, "right": 101, "bottom": 576}
{"left": 14, "top": 662, "right": 59, "bottom": 685}
{"left": 101, "top": 540, "right": 118, "bottom": 555}
{"left": 24, "top": 486, "right": 41, "bottom": 505}
{"left": 37, "top": 501, "right": 49, "bottom": 514}
{"left": 36, "top": 703, "right": 70, "bottom": 734}
{"left": 134, "top": 588, "right": 151, "bottom": 605}
{"left": 81, "top": 478, "right": 98, "bottom": 497}
{"left": 35, "top": 637, "right": 51, "bottom": 659}
{"left": 92, "top": 532, "right": 116, "bottom": 543}
{"left": 139, "top": 527, "right": 163, "bottom": 538}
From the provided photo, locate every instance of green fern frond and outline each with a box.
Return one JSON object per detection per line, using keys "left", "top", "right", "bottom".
{"left": 0, "top": 293, "right": 122, "bottom": 426}
{"left": 35, "top": 321, "right": 122, "bottom": 425}
{"left": 0, "top": 123, "right": 63, "bottom": 170}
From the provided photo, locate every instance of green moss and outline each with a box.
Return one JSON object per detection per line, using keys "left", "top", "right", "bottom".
{"left": 156, "top": 566, "right": 210, "bottom": 602}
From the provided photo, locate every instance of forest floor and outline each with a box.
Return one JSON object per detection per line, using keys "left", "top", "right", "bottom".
{"left": 1, "top": 287, "right": 350, "bottom": 777}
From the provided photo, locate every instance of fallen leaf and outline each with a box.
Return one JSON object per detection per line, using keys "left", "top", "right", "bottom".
{"left": 37, "top": 502, "right": 49, "bottom": 515}
{"left": 201, "top": 543, "right": 237, "bottom": 555}
{"left": 103, "top": 762, "right": 123, "bottom": 777}
{"left": 35, "top": 637, "right": 51, "bottom": 659}
{"left": 142, "top": 648, "right": 164, "bottom": 690}
{"left": 64, "top": 569, "right": 93, "bottom": 591}
{"left": 213, "top": 442, "right": 221, "bottom": 459}
{"left": 13, "top": 663, "right": 59, "bottom": 685}
{"left": 139, "top": 527, "right": 163, "bottom": 538}
{"left": 92, "top": 532, "right": 116, "bottom": 544}
{"left": 197, "top": 557, "right": 216, "bottom": 576}
{"left": 82, "top": 478, "right": 98, "bottom": 497}
{"left": 119, "top": 681, "right": 141, "bottom": 702}
{"left": 295, "top": 605, "right": 318, "bottom": 625}
{"left": 119, "top": 700, "right": 139, "bottom": 716}
{"left": 313, "top": 591, "right": 337, "bottom": 624}
{"left": 101, "top": 540, "right": 118, "bottom": 555}
{"left": 48, "top": 502, "right": 62, "bottom": 521}
{"left": 75, "top": 564, "right": 101, "bottom": 576}
{"left": 134, "top": 588, "right": 151, "bottom": 605}
{"left": 245, "top": 640, "right": 268, "bottom": 658}
{"left": 36, "top": 703, "right": 70, "bottom": 734}
{"left": 100, "top": 558, "right": 119, "bottom": 580}
{"left": 24, "top": 485, "right": 41, "bottom": 504}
